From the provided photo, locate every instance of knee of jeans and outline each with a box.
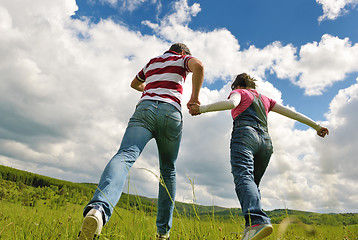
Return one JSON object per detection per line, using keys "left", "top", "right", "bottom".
{"left": 160, "top": 167, "right": 176, "bottom": 179}
{"left": 234, "top": 174, "right": 254, "bottom": 187}
{"left": 231, "top": 163, "right": 254, "bottom": 177}
{"left": 116, "top": 146, "right": 141, "bottom": 161}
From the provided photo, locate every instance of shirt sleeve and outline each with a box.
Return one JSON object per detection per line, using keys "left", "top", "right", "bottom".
{"left": 136, "top": 69, "right": 146, "bottom": 82}
{"left": 268, "top": 98, "right": 276, "bottom": 111}
{"left": 199, "top": 92, "right": 241, "bottom": 113}
{"left": 271, "top": 103, "right": 321, "bottom": 131}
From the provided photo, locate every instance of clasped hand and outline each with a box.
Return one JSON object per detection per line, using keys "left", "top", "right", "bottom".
{"left": 187, "top": 103, "right": 201, "bottom": 116}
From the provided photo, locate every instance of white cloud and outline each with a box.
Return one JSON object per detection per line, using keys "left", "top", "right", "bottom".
{"left": 0, "top": 0, "right": 166, "bottom": 183}
{"left": 258, "top": 79, "right": 358, "bottom": 213}
{"left": 272, "top": 34, "right": 358, "bottom": 96}
{"left": 322, "top": 79, "right": 358, "bottom": 181}
{"left": 317, "top": 0, "right": 358, "bottom": 22}
{"left": 296, "top": 35, "right": 358, "bottom": 95}
{"left": 142, "top": 0, "right": 200, "bottom": 27}
{"left": 102, "top": 0, "right": 162, "bottom": 12}
{"left": 1, "top": 0, "right": 357, "bottom": 214}
{"left": 144, "top": 2, "right": 358, "bottom": 97}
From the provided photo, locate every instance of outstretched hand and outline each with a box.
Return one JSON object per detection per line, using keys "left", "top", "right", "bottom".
{"left": 188, "top": 103, "right": 201, "bottom": 116}
{"left": 317, "top": 127, "right": 329, "bottom": 138}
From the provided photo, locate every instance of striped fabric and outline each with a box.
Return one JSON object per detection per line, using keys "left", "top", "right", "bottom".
{"left": 136, "top": 51, "right": 193, "bottom": 110}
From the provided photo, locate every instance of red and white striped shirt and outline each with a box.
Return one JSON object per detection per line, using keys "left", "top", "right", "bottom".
{"left": 136, "top": 51, "right": 193, "bottom": 110}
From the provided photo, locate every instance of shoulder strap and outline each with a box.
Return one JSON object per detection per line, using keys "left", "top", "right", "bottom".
{"left": 248, "top": 91, "right": 268, "bottom": 128}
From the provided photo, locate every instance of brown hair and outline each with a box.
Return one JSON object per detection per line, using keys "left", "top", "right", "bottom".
{"left": 169, "top": 43, "right": 191, "bottom": 55}
{"left": 231, "top": 73, "right": 257, "bottom": 90}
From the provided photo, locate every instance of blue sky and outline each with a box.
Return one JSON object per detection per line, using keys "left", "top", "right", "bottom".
{"left": 71, "top": 0, "right": 358, "bottom": 122}
{"left": 1, "top": 0, "right": 358, "bottom": 214}
{"left": 72, "top": 0, "right": 358, "bottom": 47}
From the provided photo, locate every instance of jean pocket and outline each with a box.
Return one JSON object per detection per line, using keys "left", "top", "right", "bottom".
{"left": 128, "top": 106, "right": 155, "bottom": 128}
{"left": 164, "top": 112, "right": 183, "bottom": 141}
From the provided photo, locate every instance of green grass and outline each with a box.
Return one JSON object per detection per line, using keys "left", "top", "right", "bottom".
{"left": 1, "top": 200, "right": 357, "bottom": 239}
{"left": 0, "top": 165, "right": 357, "bottom": 239}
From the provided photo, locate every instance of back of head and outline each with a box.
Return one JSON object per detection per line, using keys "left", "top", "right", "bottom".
{"left": 231, "top": 73, "right": 257, "bottom": 90}
{"left": 169, "top": 43, "right": 191, "bottom": 55}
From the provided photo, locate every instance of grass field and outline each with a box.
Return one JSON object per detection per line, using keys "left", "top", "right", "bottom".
{"left": 1, "top": 200, "right": 357, "bottom": 239}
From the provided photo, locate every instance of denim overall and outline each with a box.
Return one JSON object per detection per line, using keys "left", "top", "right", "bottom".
{"left": 230, "top": 91, "right": 273, "bottom": 227}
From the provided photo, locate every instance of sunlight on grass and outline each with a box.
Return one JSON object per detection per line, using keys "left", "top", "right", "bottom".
{"left": 0, "top": 169, "right": 357, "bottom": 239}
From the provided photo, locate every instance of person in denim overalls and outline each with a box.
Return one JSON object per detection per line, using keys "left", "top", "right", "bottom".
{"left": 189, "top": 73, "right": 329, "bottom": 240}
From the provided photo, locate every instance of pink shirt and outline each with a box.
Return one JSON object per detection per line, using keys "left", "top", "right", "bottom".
{"left": 229, "top": 89, "right": 276, "bottom": 120}
{"left": 136, "top": 51, "right": 193, "bottom": 110}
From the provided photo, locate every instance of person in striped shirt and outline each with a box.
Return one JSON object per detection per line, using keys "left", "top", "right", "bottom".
{"left": 78, "top": 43, "right": 204, "bottom": 240}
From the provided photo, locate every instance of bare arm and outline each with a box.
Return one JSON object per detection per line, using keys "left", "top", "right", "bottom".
{"left": 189, "top": 92, "right": 241, "bottom": 115}
{"left": 130, "top": 77, "right": 146, "bottom": 92}
{"left": 271, "top": 103, "right": 329, "bottom": 137}
{"left": 186, "top": 57, "right": 204, "bottom": 109}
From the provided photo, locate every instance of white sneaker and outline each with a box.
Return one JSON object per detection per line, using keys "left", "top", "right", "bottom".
{"left": 77, "top": 207, "right": 104, "bottom": 240}
{"left": 242, "top": 224, "right": 273, "bottom": 240}
{"left": 156, "top": 232, "right": 170, "bottom": 239}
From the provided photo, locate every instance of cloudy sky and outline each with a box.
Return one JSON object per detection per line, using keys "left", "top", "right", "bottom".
{"left": 1, "top": 0, "right": 358, "bottom": 214}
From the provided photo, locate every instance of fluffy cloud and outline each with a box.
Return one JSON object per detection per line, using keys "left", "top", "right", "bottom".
{"left": 144, "top": 1, "right": 358, "bottom": 96}
{"left": 1, "top": 0, "right": 357, "bottom": 213}
{"left": 298, "top": 35, "right": 358, "bottom": 95}
{"left": 100, "top": 0, "right": 160, "bottom": 12}
{"left": 273, "top": 34, "right": 358, "bottom": 95}
{"left": 0, "top": 0, "right": 166, "bottom": 183}
{"left": 317, "top": 0, "right": 358, "bottom": 22}
{"left": 322, "top": 79, "right": 358, "bottom": 181}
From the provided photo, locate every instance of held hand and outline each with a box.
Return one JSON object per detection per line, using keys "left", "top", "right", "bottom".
{"left": 317, "top": 127, "right": 329, "bottom": 138}
{"left": 187, "top": 98, "right": 201, "bottom": 110}
{"left": 188, "top": 103, "right": 201, "bottom": 116}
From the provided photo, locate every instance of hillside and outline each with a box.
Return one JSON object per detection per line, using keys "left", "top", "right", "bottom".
{"left": 1, "top": 164, "right": 357, "bottom": 226}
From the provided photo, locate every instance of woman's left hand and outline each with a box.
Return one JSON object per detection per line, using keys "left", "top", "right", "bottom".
{"left": 317, "top": 127, "right": 329, "bottom": 138}
{"left": 188, "top": 104, "right": 201, "bottom": 116}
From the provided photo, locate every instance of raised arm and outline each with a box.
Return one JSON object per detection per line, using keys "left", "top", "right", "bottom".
{"left": 189, "top": 92, "right": 241, "bottom": 115}
{"left": 186, "top": 57, "right": 204, "bottom": 109}
{"left": 271, "top": 103, "right": 329, "bottom": 138}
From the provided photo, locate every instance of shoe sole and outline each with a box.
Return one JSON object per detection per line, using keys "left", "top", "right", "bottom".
{"left": 78, "top": 216, "right": 99, "bottom": 240}
{"left": 250, "top": 225, "right": 273, "bottom": 240}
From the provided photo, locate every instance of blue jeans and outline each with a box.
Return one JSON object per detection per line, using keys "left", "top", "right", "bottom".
{"left": 84, "top": 100, "right": 183, "bottom": 235}
{"left": 230, "top": 120, "right": 273, "bottom": 227}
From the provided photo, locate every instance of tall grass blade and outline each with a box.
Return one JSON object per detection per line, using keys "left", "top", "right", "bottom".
{"left": 187, "top": 175, "right": 200, "bottom": 221}
{"left": 138, "top": 167, "right": 188, "bottom": 238}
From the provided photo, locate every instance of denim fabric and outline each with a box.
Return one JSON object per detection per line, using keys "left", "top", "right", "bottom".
{"left": 84, "top": 100, "right": 182, "bottom": 235}
{"left": 230, "top": 96, "right": 273, "bottom": 227}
